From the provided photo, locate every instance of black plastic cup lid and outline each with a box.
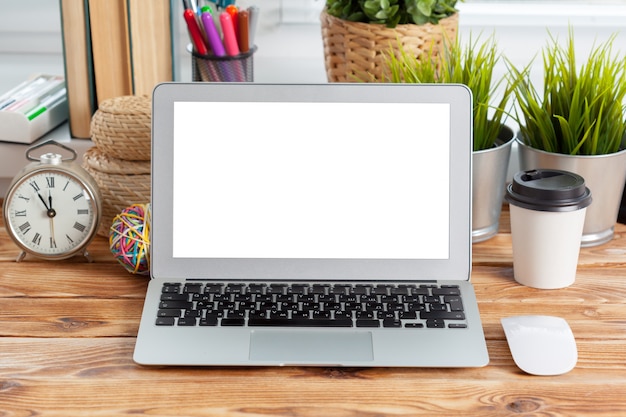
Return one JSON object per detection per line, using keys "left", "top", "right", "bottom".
{"left": 505, "top": 169, "right": 592, "bottom": 212}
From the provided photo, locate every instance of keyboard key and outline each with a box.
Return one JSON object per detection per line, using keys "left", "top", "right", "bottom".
{"left": 160, "top": 293, "right": 188, "bottom": 301}
{"left": 159, "top": 300, "right": 192, "bottom": 309}
{"left": 183, "top": 284, "right": 202, "bottom": 294}
{"left": 445, "top": 296, "right": 464, "bottom": 311}
{"left": 225, "top": 283, "right": 245, "bottom": 293}
{"left": 204, "top": 284, "right": 223, "bottom": 294}
{"left": 432, "top": 287, "right": 461, "bottom": 296}
{"left": 158, "top": 309, "right": 182, "bottom": 318}
{"left": 156, "top": 317, "right": 176, "bottom": 326}
{"left": 356, "top": 319, "right": 380, "bottom": 328}
{"left": 221, "top": 318, "right": 245, "bottom": 326}
{"left": 420, "top": 311, "right": 466, "bottom": 320}
{"left": 162, "top": 284, "right": 181, "bottom": 293}
{"left": 426, "top": 319, "right": 446, "bottom": 328}
{"left": 311, "top": 284, "right": 329, "bottom": 294}
{"left": 248, "top": 318, "right": 352, "bottom": 327}
{"left": 200, "top": 317, "right": 218, "bottom": 326}
{"left": 428, "top": 303, "right": 447, "bottom": 311}
{"left": 383, "top": 319, "right": 403, "bottom": 328}
{"left": 248, "top": 284, "right": 266, "bottom": 293}
{"left": 177, "top": 317, "right": 197, "bottom": 326}
{"left": 449, "top": 323, "right": 467, "bottom": 329}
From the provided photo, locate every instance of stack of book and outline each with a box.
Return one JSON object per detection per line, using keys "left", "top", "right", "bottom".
{"left": 59, "top": 0, "right": 174, "bottom": 139}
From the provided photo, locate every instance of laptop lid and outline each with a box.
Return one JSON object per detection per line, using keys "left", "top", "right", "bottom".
{"left": 151, "top": 83, "right": 472, "bottom": 282}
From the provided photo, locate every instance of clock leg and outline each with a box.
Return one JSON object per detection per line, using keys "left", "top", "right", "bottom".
{"left": 16, "top": 251, "right": 27, "bottom": 263}
{"left": 82, "top": 250, "right": 94, "bottom": 263}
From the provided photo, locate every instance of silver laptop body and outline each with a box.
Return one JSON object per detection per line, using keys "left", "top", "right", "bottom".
{"left": 133, "top": 82, "right": 489, "bottom": 367}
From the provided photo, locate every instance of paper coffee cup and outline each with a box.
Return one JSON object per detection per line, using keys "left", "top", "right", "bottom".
{"left": 505, "top": 169, "right": 592, "bottom": 289}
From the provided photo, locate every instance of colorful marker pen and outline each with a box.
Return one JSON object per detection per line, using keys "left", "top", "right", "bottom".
{"left": 220, "top": 12, "right": 240, "bottom": 57}
{"left": 26, "top": 88, "right": 67, "bottom": 121}
{"left": 183, "top": 8, "right": 209, "bottom": 55}
{"left": 201, "top": 6, "right": 226, "bottom": 56}
{"left": 225, "top": 5, "right": 239, "bottom": 42}
{"left": 247, "top": 6, "right": 260, "bottom": 48}
{"left": 237, "top": 10, "right": 250, "bottom": 53}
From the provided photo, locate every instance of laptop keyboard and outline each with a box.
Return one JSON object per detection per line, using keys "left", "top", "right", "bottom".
{"left": 156, "top": 282, "right": 467, "bottom": 329}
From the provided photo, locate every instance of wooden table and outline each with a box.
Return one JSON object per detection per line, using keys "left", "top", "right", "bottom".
{"left": 1, "top": 204, "right": 625, "bottom": 416}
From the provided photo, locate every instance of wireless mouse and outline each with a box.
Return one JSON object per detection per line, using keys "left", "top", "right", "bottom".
{"left": 501, "top": 315, "right": 578, "bottom": 376}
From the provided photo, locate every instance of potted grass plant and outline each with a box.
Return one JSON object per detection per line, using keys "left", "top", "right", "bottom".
{"left": 321, "top": 0, "right": 461, "bottom": 82}
{"left": 509, "top": 29, "right": 626, "bottom": 247}
{"left": 384, "top": 34, "right": 515, "bottom": 242}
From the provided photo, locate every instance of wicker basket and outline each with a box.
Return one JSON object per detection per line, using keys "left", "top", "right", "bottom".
{"left": 82, "top": 147, "right": 151, "bottom": 237}
{"left": 90, "top": 95, "right": 151, "bottom": 161}
{"left": 320, "top": 9, "right": 459, "bottom": 82}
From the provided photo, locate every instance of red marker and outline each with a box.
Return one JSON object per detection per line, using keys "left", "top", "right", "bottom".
{"left": 183, "top": 8, "right": 209, "bottom": 55}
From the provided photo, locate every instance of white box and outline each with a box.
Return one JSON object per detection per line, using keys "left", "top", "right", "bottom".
{"left": 0, "top": 74, "right": 69, "bottom": 144}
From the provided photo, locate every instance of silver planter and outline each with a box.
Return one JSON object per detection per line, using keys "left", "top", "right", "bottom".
{"left": 517, "top": 138, "right": 626, "bottom": 247}
{"left": 472, "top": 126, "right": 515, "bottom": 243}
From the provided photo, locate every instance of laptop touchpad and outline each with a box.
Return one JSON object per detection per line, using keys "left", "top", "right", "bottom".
{"left": 250, "top": 330, "right": 374, "bottom": 363}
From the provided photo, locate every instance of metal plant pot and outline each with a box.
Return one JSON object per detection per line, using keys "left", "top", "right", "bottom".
{"left": 472, "top": 125, "right": 515, "bottom": 243}
{"left": 517, "top": 138, "right": 626, "bottom": 247}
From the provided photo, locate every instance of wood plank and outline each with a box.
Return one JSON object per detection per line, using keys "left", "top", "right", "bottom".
{"left": 0, "top": 262, "right": 148, "bottom": 298}
{"left": 0, "top": 299, "right": 142, "bottom": 337}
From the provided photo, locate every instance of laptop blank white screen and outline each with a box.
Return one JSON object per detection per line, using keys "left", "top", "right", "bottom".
{"left": 172, "top": 101, "right": 450, "bottom": 260}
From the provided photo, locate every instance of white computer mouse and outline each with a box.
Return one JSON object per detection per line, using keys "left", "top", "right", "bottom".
{"left": 501, "top": 315, "right": 578, "bottom": 376}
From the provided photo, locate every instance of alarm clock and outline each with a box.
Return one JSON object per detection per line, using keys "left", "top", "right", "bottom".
{"left": 3, "top": 140, "right": 102, "bottom": 262}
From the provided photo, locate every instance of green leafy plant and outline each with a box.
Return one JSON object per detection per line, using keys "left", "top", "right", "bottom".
{"left": 384, "top": 34, "right": 513, "bottom": 151}
{"left": 509, "top": 29, "right": 626, "bottom": 155}
{"left": 326, "top": 0, "right": 460, "bottom": 28}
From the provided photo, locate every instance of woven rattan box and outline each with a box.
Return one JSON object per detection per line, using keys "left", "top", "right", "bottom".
{"left": 84, "top": 95, "right": 152, "bottom": 236}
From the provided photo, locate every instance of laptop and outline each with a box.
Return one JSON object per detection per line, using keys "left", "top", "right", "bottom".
{"left": 133, "top": 82, "right": 489, "bottom": 367}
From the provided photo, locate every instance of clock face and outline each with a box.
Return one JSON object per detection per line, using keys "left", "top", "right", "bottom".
{"left": 4, "top": 168, "right": 99, "bottom": 258}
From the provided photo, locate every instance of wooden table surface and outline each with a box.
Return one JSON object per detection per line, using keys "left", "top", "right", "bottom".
{"left": 1, "top": 204, "right": 625, "bottom": 416}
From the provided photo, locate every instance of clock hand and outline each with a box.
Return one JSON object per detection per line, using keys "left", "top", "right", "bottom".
{"left": 49, "top": 217, "right": 57, "bottom": 249}
{"left": 47, "top": 190, "right": 56, "bottom": 218}
{"left": 37, "top": 192, "right": 50, "bottom": 210}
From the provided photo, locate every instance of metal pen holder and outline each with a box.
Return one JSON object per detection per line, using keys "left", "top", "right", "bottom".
{"left": 189, "top": 44, "right": 256, "bottom": 82}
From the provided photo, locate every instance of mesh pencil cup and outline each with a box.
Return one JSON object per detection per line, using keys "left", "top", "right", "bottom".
{"left": 188, "top": 44, "right": 256, "bottom": 82}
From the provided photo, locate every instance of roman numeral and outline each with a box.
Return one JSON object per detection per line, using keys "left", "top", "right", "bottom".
{"left": 19, "top": 222, "right": 31, "bottom": 234}
{"left": 18, "top": 194, "right": 29, "bottom": 202}
{"left": 63, "top": 181, "right": 70, "bottom": 191}
{"left": 73, "top": 222, "right": 86, "bottom": 232}
{"left": 66, "top": 234, "right": 74, "bottom": 244}
{"left": 15, "top": 210, "right": 26, "bottom": 217}
{"left": 29, "top": 181, "right": 40, "bottom": 192}
{"left": 73, "top": 192, "right": 84, "bottom": 201}
{"left": 32, "top": 232, "right": 42, "bottom": 246}
{"left": 50, "top": 237, "right": 57, "bottom": 249}
{"left": 77, "top": 209, "right": 89, "bottom": 215}
{"left": 46, "top": 177, "right": 55, "bottom": 188}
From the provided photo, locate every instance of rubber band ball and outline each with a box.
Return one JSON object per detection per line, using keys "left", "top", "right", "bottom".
{"left": 109, "top": 203, "right": 151, "bottom": 275}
